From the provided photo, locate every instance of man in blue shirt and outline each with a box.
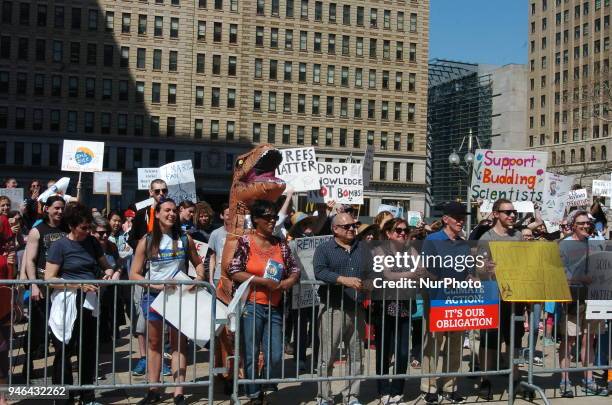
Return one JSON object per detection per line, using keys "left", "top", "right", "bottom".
{"left": 420, "top": 201, "right": 470, "bottom": 404}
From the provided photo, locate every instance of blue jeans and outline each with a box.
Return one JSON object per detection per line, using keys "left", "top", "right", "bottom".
{"left": 240, "top": 302, "right": 283, "bottom": 399}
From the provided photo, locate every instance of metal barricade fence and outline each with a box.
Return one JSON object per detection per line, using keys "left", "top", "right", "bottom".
{"left": 230, "top": 280, "right": 518, "bottom": 405}
{"left": 0, "top": 279, "right": 219, "bottom": 404}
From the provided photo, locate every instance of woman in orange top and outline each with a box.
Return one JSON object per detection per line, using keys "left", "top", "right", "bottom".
{"left": 229, "top": 200, "right": 300, "bottom": 405}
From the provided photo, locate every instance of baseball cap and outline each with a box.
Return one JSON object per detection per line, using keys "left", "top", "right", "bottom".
{"left": 442, "top": 201, "right": 470, "bottom": 216}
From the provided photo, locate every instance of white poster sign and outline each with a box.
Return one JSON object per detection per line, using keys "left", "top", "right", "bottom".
{"left": 470, "top": 149, "right": 547, "bottom": 203}
{"left": 362, "top": 145, "right": 375, "bottom": 187}
{"left": 135, "top": 198, "right": 154, "bottom": 211}
{"left": 592, "top": 180, "right": 612, "bottom": 197}
{"left": 541, "top": 172, "right": 575, "bottom": 223}
{"left": 187, "top": 241, "right": 209, "bottom": 278}
{"left": 151, "top": 272, "right": 228, "bottom": 347}
{"left": 227, "top": 276, "right": 254, "bottom": 332}
{"left": 61, "top": 140, "right": 104, "bottom": 172}
{"left": 276, "top": 147, "right": 320, "bottom": 192}
{"left": 377, "top": 204, "right": 401, "bottom": 217}
{"left": 138, "top": 168, "right": 161, "bottom": 190}
{"left": 566, "top": 188, "right": 590, "bottom": 207}
{"left": 0, "top": 188, "right": 24, "bottom": 210}
{"left": 159, "top": 160, "right": 197, "bottom": 203}
{"left": 290, "top": 236, "right": 333, "bottom": 309}
{"left": 586, "top": 250, "right": 612, "bottom": 319}
{"left": 407, "top": 211, "right": 422, "bottom": 227}
{"left": 307, "top": 162, "right": 363, "bottom": 204}
{"left": 93, "top": 172, "right": 122, "bottom": 195}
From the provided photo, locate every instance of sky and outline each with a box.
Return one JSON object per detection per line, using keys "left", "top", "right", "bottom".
{"left": 429, "top": 0, "right": 528, "bottom": 66}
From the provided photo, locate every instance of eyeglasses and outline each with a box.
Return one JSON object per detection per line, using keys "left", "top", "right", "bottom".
{"left": 560, "top": 224, "right": 569, "bottom": 229}
{"left": 394, "top": 227, "right": 409, "bottom": 234}
{"left": 259, "top": 214, "right": 279, "bottom": 222}
{"left": 152, "top": 188, "right": 169, "bottom": 195}
{"left": 497, "top": 210, "right": 518, "bottom": 216}
{"left": 336, "top": 222, "right": 358, "bottom": 230}
{"left": 94, "top": 231, "right": 109, "bottom": 237}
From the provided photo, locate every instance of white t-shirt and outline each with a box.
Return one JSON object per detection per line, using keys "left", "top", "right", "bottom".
{"left": 147, "top": 234, "right": 187, "bottom": 281}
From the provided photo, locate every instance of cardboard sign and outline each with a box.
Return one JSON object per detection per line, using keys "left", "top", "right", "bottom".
{"left": 187, "top": 241, "right": 209, "bottom": 278}
{"left": 489, "top": 242, "right": 572, "bottom": 302}
{"left": 566, "top": 188, "right": 590, "bottom": 207}
{"left": 362, "top": 145, "right": 375, "bottom": 187}
{"left": 541, "top": 173, "right": 575, "bottom": 223}
{"left": 38, "top": 178, "right": 70, "bottom": 202}
{"left": 0, "top": 188, "right": 24, "bottom": 210}
{"left": 151, "top": 272, "right": 228, "bottom": 347}
{"left": 479, "top": 200, "right": 535, "bottom": 214}
{"left": 307, "top": 162, "right": 363, "bottom": 204}
{"left": 93, "top": 172, "right": 122, "bottom": 195}
{"left": 429, "top": 281, "right": 499, "bottom": 332}
{"left": 159, "top": 160, "right": 197, "bottom": 203}
{"left": 407, "top": 211, "right": 421, "bottom": 226}
{"left": 470, "top": 149, "right": 547, "bottom": 203}
{"left": 592, "top": 180, "right": 612, "bottom": 197}
{"left": 289, "top": 236, "right": 333, "bottom": 308}
{"left": 61, "top": 140, "right": 104, "bottom": 172}
{"left": 276, "top": 147, "right": 320, "bottom": 192}
{"left": 377, "top": 204, "right": 401, "bottom": 217}
{"left": 135, "top": 198, "right": 154, "bottom": 211}
{"left": 138, "top": 168, "right": 161, "bottom": 190}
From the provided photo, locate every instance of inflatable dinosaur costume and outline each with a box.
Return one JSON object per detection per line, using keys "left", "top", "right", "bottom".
{"left": 217, "top": 144, "right": 286, "bottom": 304}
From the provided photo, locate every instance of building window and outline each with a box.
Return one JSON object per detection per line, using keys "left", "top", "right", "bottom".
{"left": 379, "top": 161, "right": 386, "bottom": 181}
{"left": 283, "top": 92, "right": 291, "bottom": 112}
{"left": 282, "top": 125, "right": 290, "bottom": 144}
{"left": 325, "top": 127, "right": 333, "bottom": 146}
{"left": 211, "top": 87, "right": 220, "bottom": 107}
{"left": 227, "top": 121, "right": 235, "bottom": 140}
{"left": 153, "top": 49, "right": 162, "bottom": 70}
{"left": 406, "top": 163, "right": 413, "bottom": 182}
{"left": 84, "top": 112, "right": 94, "bottom": 133}
{"left": 138, "top": 14, "right": 146, "bottom": 34}
{"left": 230, "top": 24, "right": 238, "bottom": 43}
{"left": 169, "top": 51, "right": 178, "bottom": 71}
{"left": 253, "top": 123, "right": 261, "bottom": 142}
{"left": 168, "top": 84, "right": 177, "bottom": 104}
{"left": 152, "top": 82, "right": 161, "bottom": 103}
{"left": 227, "top": 88, "right": 236, "bottom": 108}
{"left": 196, "top": 53, "right": 205, "bottom": 73}
{"left": 170, "top": 17, "right": 179, "bottom": 38}
{"left": 194, "top": 119, "right": 203, "bottom": 138}
{"left": 311, "top": 127, "right": 319, "bottom": 145}
{"left": 268, "top": 124, "right": 276, "bottom": 143}
{"left": 195, "top": 86, "right": 204, "bottom": 106}
{"left": 212, "top": 54, "right": 221, "bottom": 74}
{"left": 312, "top": 95, "right": 320, "bottom": 114}
{"left": 167, "top": 117, "right": 176, "bottom": 137}
{"left": 154, "top": 16, "right": 163, "bottom": 36}
{"left": 122, "top": 13, "right": 131, "bottom": 33}
{"left": 117, "top": 114, "right": 127, "bottom": 135}
{"left": 297, "top": 126, "right": 305, "bottom": 145}
{"left": 101, "top": 112, "right": 111, "bottom": 134}
{"left": 214, "top": 22, "right": 222, "bottom": 42}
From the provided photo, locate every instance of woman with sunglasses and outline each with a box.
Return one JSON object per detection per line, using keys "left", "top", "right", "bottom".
{"left": 44, "top": 203, "right": 119, "bottom": 405}
{"left": 229, "top": 200, "right": 300, "bottom": 405}
{"left": 130, "top": 198, "right": 206, "bottom": 405}
{"left": 372, "top": 218, "right": 427, "bottom": 405}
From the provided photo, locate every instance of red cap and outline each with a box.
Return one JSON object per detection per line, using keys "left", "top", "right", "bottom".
{"left": 124, "top": 209, "right": 136, "bottom": 218}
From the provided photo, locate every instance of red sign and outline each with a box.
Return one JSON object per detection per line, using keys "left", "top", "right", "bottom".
{"left": 429, "top": 304, "right": 499, "bottom": 332}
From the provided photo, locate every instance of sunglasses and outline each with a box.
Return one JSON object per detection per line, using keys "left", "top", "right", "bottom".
{"left": 152, "top": 188, "right": 169, "bottom": 195}
{"left": 394, "top": 227, "right": 409, "bottom": 234}
{"left": 497, "top": 210, "right": 518, "bottom": 216}
{"left": 258, "top": 214, "right": 279, "bottom": 222}
{"left": 94, "top": 231, "right": 109, "bottom": 237}
{"left": 336, "top": 222, "right": 358, "bottom": 230}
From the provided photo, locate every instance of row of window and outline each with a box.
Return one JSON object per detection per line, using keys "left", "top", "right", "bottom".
{"left": 0, "top": 106, "right": 417, "bottom": 152}
{"left": 252, "top": 59, "right": 417, "bottom": 90}
{"left": 548, "top": 146, "right": 608, "bottom": 166}
{"left": 528, "top": 60, "right": 610, "bottom": 92}
{"left": 529, "top": 40, "right": 610, "bottom": 71}
{"left": 529, "top": 103, "right": 609, "bottom": 129}
{"left": 255, "top": 0, "right": 418, "bottom": 33}
{"left": 530, "top": 17, "right": 610, "bottom": 53}
{"left": 531, "top": 0, "right": 609, "bottom": 18}
{"left": 529, "top": 86, "right": 610, "bottom": 110}
{"left": 530, "top": 1, "right": 610, "bottom": 33}
{"left": 529, "top": 123, "right": 610, "bottom": 145}
{"left": 253, "top": 27, "right": 416, "bottom": 61}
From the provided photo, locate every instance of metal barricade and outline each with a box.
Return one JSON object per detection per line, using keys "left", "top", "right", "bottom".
{"left": 0, "top": 278, "right": 219, "bottom": 404}
{"left": 229, "top": 280, "right": 517, "bottom": 405}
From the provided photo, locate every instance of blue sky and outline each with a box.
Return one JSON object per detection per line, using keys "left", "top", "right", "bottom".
{"left": 430, "top": 0, "right": 528, "bottom": 66}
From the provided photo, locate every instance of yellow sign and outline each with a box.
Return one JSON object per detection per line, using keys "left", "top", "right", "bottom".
{"left": 488, "top": 241, "right": 572, "bottom": 302}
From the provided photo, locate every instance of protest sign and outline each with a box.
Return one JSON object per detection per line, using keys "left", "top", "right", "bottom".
{"left": 138, "top": 168, "right": 161, "bottom": 190}
{"left": 187, "top": 240, "right": 209, "bottom": 278}
{"left": 159, "top": 160, "right": 197, "bottom": 203}
{"left": 61, "top": 140, "right": 104, "bottom": 172}
{"left": 541, "top": 172, "right": 574, "bottom": 223}
{"left": 276, "top": 147, "right": 320, "bottom": 192}
{"left": 592, "top": 180, "right": 612, "bottom": 197}
{"left": 227, "top": 276, "right": 254, "bottom": 332}
{"left": 38, "top": 178, "right": 70, "bottom": 203}
{"left": 93, "top": 172, "right": 122, "bottom": 195}
{"left": 290, "top": 236, "right": 333, "bottom": 308}
{"left": 135, "top": 198, "right": 154, "bottom": 211}
{"left": 151, "top": 272, "right": 228, "bottom": 347}
{"left": 470, "top": 149, "right": 547, "bottom": 203}
{"left": 307, "top": 162, "right": 363, "bottom": 204}
{"left": 362, "top": 145, "right": 375, "bottom": 187}
{"left": 0, "top": 188, "right": 24, "bottom": 210}
{"left": 566, "top": 188, "right": 590, "bottom": 207}
{"left": 407, "top": 211, "right": 421, "bottom": 226}
{"left": 586, "top": 248, "right": 612, "bottom": 319}
{"left": 488, "top": 241, "right": 572, "bottom": 302}
{"left": 429, "top": 281, "right": 499, "bottom": 332}
{"left": 377, "top": 204, "right": 401, "bottom": 217}
{"left": 479, "top": 200, "right": 534, "bottom": 213}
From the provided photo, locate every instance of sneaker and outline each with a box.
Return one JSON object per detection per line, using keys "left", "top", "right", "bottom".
{"left": 132, "top": 357, "right": 147, "bottom": 376}
{"left": 348, "top": 400, "right": 363, "bottom": 405}
{"left": 542, "top": 337, "right": 556, "bottom": 346}
{"left": 163, "top": 351, "right": 172, "bottom": 360}
{"left": 533, "top": 356, "right": 544, "bottom": 367}
{"left": 390, "top": 395, "right": 406, "bottom": 405}
{"left": 441, "top": 392, "right": 466, "bottom": 404}
{"left": 173, "top": 395, "right": 186, "bottom": 405}
{"left": 316, "top": 399, "right": 333, "bottom": 405}
{"left": 137, "top": 390, "right": 162, "bottom": 405}
{"left": 162, "top": 362, "right": 172, "bottom": 376}
{"left": 380, "top": 395, "right": 392, "bottom": 405}
{"left": 421, "top": 392, "right": 439, "bottom": 404}
{"left": 582, "top": 379, "right": 608, "bottom": 396}
{"left": 463, "top": 336, "right": 470, "bottom": 349}
{"left": 559, "top": 380, "right": 574, "bottom": 398}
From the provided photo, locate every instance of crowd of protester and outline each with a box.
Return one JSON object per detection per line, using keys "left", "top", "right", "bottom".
{"left": 0, "top": 176, "right": 610, "bottom": 405}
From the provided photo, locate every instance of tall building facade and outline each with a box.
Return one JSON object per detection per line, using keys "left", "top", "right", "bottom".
{"left": 527, "top": 0, "right": 611, "bottom": 188}
{"left": 0, "top": 0, "right": 429, "bottom": 213}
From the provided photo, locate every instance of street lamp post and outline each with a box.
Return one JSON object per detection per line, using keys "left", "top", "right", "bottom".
{"left": 448, "top": 129, "right": 479, "bottom": 232}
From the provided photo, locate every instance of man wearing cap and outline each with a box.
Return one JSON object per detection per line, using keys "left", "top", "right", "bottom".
{"left": 420, "top": 201, "right": 470, "bottom": 404}
{"left": 127, "top": 179, "right": 168, "bottom": 250}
